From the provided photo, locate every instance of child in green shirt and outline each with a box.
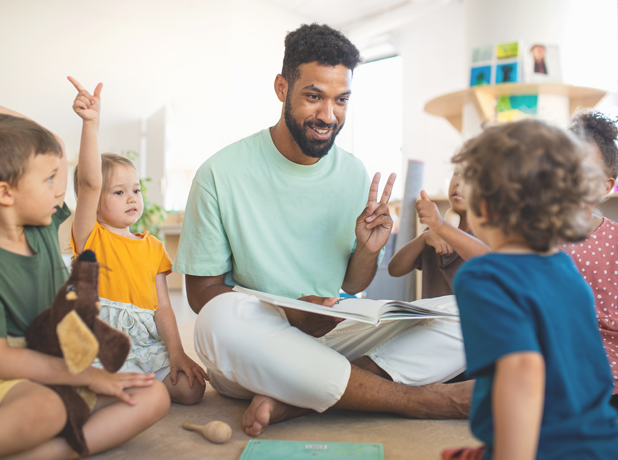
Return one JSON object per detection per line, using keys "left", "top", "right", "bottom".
{"left": 0, "top": 98, "right": 169, "bottom": 458}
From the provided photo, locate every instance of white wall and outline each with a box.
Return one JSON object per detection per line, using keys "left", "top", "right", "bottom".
{"left": 0, "top": 0, "right": 305, "bottom": 207}
{"left": 393, "top": 1, "right": 466, "bottom": 197}
{"left": 390, "top": 0, "right": 617, "bottom": 197}
{"left": 466, "top": 0, "right": 617, "bottom": 92}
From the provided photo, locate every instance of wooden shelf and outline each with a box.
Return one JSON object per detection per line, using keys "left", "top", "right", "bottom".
{"left": 424, "top": 83, "right": 608, "bottom": 132}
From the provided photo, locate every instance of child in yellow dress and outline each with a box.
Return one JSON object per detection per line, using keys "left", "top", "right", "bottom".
{"left": 68, "top": 77, "right": 207, "bottom": 405}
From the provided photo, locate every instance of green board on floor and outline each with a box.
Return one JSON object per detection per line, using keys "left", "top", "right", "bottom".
{"left": 238, "top": 440, "right": 385, "bottom": 459}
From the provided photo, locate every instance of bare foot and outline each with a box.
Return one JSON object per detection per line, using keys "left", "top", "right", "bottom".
{"left": 241, "top": 395, "right": 311, "bottom": 437}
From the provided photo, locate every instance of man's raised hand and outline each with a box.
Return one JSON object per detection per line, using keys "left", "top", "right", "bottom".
{"left": 355, "top": 172, "right": 397, "bottom": 254}
{"left": 68, "top": 76, "right": 102, "bottom": 122}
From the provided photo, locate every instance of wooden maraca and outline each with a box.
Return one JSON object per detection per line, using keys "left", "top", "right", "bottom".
{"left": 444, "top": 208, "right": 461, "bottom": 228}
{"left": 182, "top": 421, "right": 232, "bottom": 444}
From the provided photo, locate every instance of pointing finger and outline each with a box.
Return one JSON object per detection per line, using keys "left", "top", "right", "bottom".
{"left": 420, "top": 190, "right": 430, "bottom": 202}
{"left": 93, "top": 82, "right": 103, "bottom": 99}
{"left": 379, "top": 173, "right": 397, "bottom": 204}
{"left": 67, "top": 76, "right": 86, "bottom": 92}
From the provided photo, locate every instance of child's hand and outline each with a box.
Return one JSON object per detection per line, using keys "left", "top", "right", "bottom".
{"left": 424, "top": 230, "right": 453, "bottom": 255}
{"left": 416, "top": 190, "right": 446, "bottom": 233}
{"left": 68, "top": 76, "right": 102, "bottom": 122}
{"left": 169, "top": 352, "right": 209, "bottom": 389}
{"left": 86, "top": 367, "right": 155, "bottom": 406}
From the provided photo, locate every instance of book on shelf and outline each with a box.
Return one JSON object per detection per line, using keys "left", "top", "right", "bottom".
{"left": 233, "top": 286, "right": 458, "bottom": 326}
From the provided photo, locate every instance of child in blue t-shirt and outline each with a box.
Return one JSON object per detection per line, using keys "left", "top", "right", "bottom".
{"left": 444, "top": 119, "right": 618, "bottom": 460}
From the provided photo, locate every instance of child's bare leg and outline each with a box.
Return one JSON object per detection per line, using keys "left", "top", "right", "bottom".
{"left": 5, "top": 380, "right": 170, "bottom": 460}
{"left": 0, "top": 381, "right": 67, "bottom": 457}
{"left": 162, "top": 371, "right": 205, "bottom": 405}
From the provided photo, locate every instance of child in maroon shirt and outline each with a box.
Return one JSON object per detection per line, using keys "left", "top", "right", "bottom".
{"left": 562, "top": 110, "right": 618, "bottom": 402}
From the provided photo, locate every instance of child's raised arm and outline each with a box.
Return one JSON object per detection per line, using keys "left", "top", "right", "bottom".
{"left": 68, "top": 76, "right": 103, "bottom": 254}
{"left": 492, "top": 352, "right": 545, "bottom": 460}
{"left": 416, "top": 190, "right": 490, "bottom": 259}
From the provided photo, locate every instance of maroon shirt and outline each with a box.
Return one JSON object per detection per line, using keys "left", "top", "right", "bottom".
{"left": 413, "top": 229, "right": 471, "bottom": 299}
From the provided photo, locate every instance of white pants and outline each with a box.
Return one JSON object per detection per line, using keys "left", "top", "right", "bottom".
{"left": 194, "top": 292, "right": 465, "bottom": 413}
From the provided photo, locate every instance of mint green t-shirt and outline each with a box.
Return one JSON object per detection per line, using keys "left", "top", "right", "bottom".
{"left": 173, "top": 128, "right": 373, "bottom": 299}
{"left": 0, "top": 204, "right": 70, "bottom": 338}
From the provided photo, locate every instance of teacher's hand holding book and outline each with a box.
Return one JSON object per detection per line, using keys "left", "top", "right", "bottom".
{"left": 282, "top": 295, "right": 344, "bottom": 338}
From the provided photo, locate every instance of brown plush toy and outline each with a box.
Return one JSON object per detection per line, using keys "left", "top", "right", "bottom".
{"left": 25, "top": 250, "right": 131, "bottom": 458}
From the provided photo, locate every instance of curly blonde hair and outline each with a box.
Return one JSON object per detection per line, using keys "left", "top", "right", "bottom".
{"left": 453, "top": 120, "right": 602, "bottom": 251}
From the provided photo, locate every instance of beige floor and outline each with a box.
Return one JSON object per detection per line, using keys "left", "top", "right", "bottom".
{"left": 94, "top": 295, "right": 480, "bottom": 460}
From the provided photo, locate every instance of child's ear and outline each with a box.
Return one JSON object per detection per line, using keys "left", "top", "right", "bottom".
{"left": 0, "top": 182, "right": 15, "bottom": 207}
{"left": 479, "top": 198, "right": 490, "bottom": 222}
{"left": 603, "top": 177, "right": 616, "bottom": 196}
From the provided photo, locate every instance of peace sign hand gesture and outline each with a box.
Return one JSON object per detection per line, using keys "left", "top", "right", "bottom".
{"left": 68, "top": 76, "right": 103, "bottom": 122}
{"left": 355, "top": 172, "right": 397, "bottom": 254}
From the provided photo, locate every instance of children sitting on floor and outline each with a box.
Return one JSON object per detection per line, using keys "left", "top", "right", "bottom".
{"left": 388, "top": 166, "right": 489, "bottom": 298}
{"left": 0, "top": 104, "right": 169, "bottom": 459}
{"left": 560, "top": 110, "right": 618, "bottom": 407}
{"left": 446, "top": 119, "right": 618, "bottom": 460}
{"left": 68, "top": 77, "right": 208, "bottom": 406}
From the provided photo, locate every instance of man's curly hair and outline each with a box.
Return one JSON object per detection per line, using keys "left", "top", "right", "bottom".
{"left": 282, "top": 23, "right": 362, "bottom": 89}
{"left": 569, "top": 109, "right": 618, "bottom": 179}
{"left": 453, "top": 120, "right": 602, "bottom": 252}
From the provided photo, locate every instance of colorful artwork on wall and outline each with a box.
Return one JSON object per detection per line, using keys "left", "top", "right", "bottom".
{"left": 496, "top": 95, "right": 538, "bottom": 123}
{"left": 496, "top": 62, "right": 519, "bottom": 84}
{"left": 470, "top": 65, "right": 492, "bottom": 86}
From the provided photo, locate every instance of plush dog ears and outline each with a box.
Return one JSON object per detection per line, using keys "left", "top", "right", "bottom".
{"left": 57, "top": 311, "right": 99, "bottom": 374}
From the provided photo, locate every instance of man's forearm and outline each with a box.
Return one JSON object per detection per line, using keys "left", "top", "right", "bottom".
{"left": 341, "top": 246, "right": 380, "bottom": 295}
{"left": 185, "top": 274, "right": 233, "bottom": 314}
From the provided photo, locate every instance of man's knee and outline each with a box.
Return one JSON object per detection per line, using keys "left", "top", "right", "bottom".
{"left": 194, "top": 293, "right": 270, "bottom": 359}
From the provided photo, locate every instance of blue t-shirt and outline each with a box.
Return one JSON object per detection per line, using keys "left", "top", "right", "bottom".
{"left": 454, "top": 251, "right": 618, "bottom": 460}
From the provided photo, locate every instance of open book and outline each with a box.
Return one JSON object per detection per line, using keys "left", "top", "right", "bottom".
{"left": 233, "top": 286, "right": 459, "bottom": 326}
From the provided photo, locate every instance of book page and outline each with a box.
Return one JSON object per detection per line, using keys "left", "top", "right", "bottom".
{"left": 233, "top": 286, "right": 387, "bottom": 323}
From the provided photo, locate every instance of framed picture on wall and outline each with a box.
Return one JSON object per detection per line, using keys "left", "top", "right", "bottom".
{"left": 495, "top": 41, "right": 521, "bottom": 84}
{"left": 469, "top": 45, "right": 493, "bottom": 87}
{"left": 496, "top": 62, "right": 519, "bottom": 84}
{"left": 523, "top": 43, "right": 562, "bottom": 83}
{"left": 470, "top": 65, "right": 492, "bottom": 86}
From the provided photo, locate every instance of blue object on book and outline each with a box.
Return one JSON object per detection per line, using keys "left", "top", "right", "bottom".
{"left": 238, "top": 440, "right": 385, "bottom": 459}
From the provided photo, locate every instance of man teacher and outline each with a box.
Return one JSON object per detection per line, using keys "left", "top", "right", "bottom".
{"left": 174, "top": 23, "right": 471, "bottom": 436}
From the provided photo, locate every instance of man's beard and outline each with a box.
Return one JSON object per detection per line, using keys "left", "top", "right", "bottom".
{"left": 284, "top": 97, "right": 343, "bottom": 159}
